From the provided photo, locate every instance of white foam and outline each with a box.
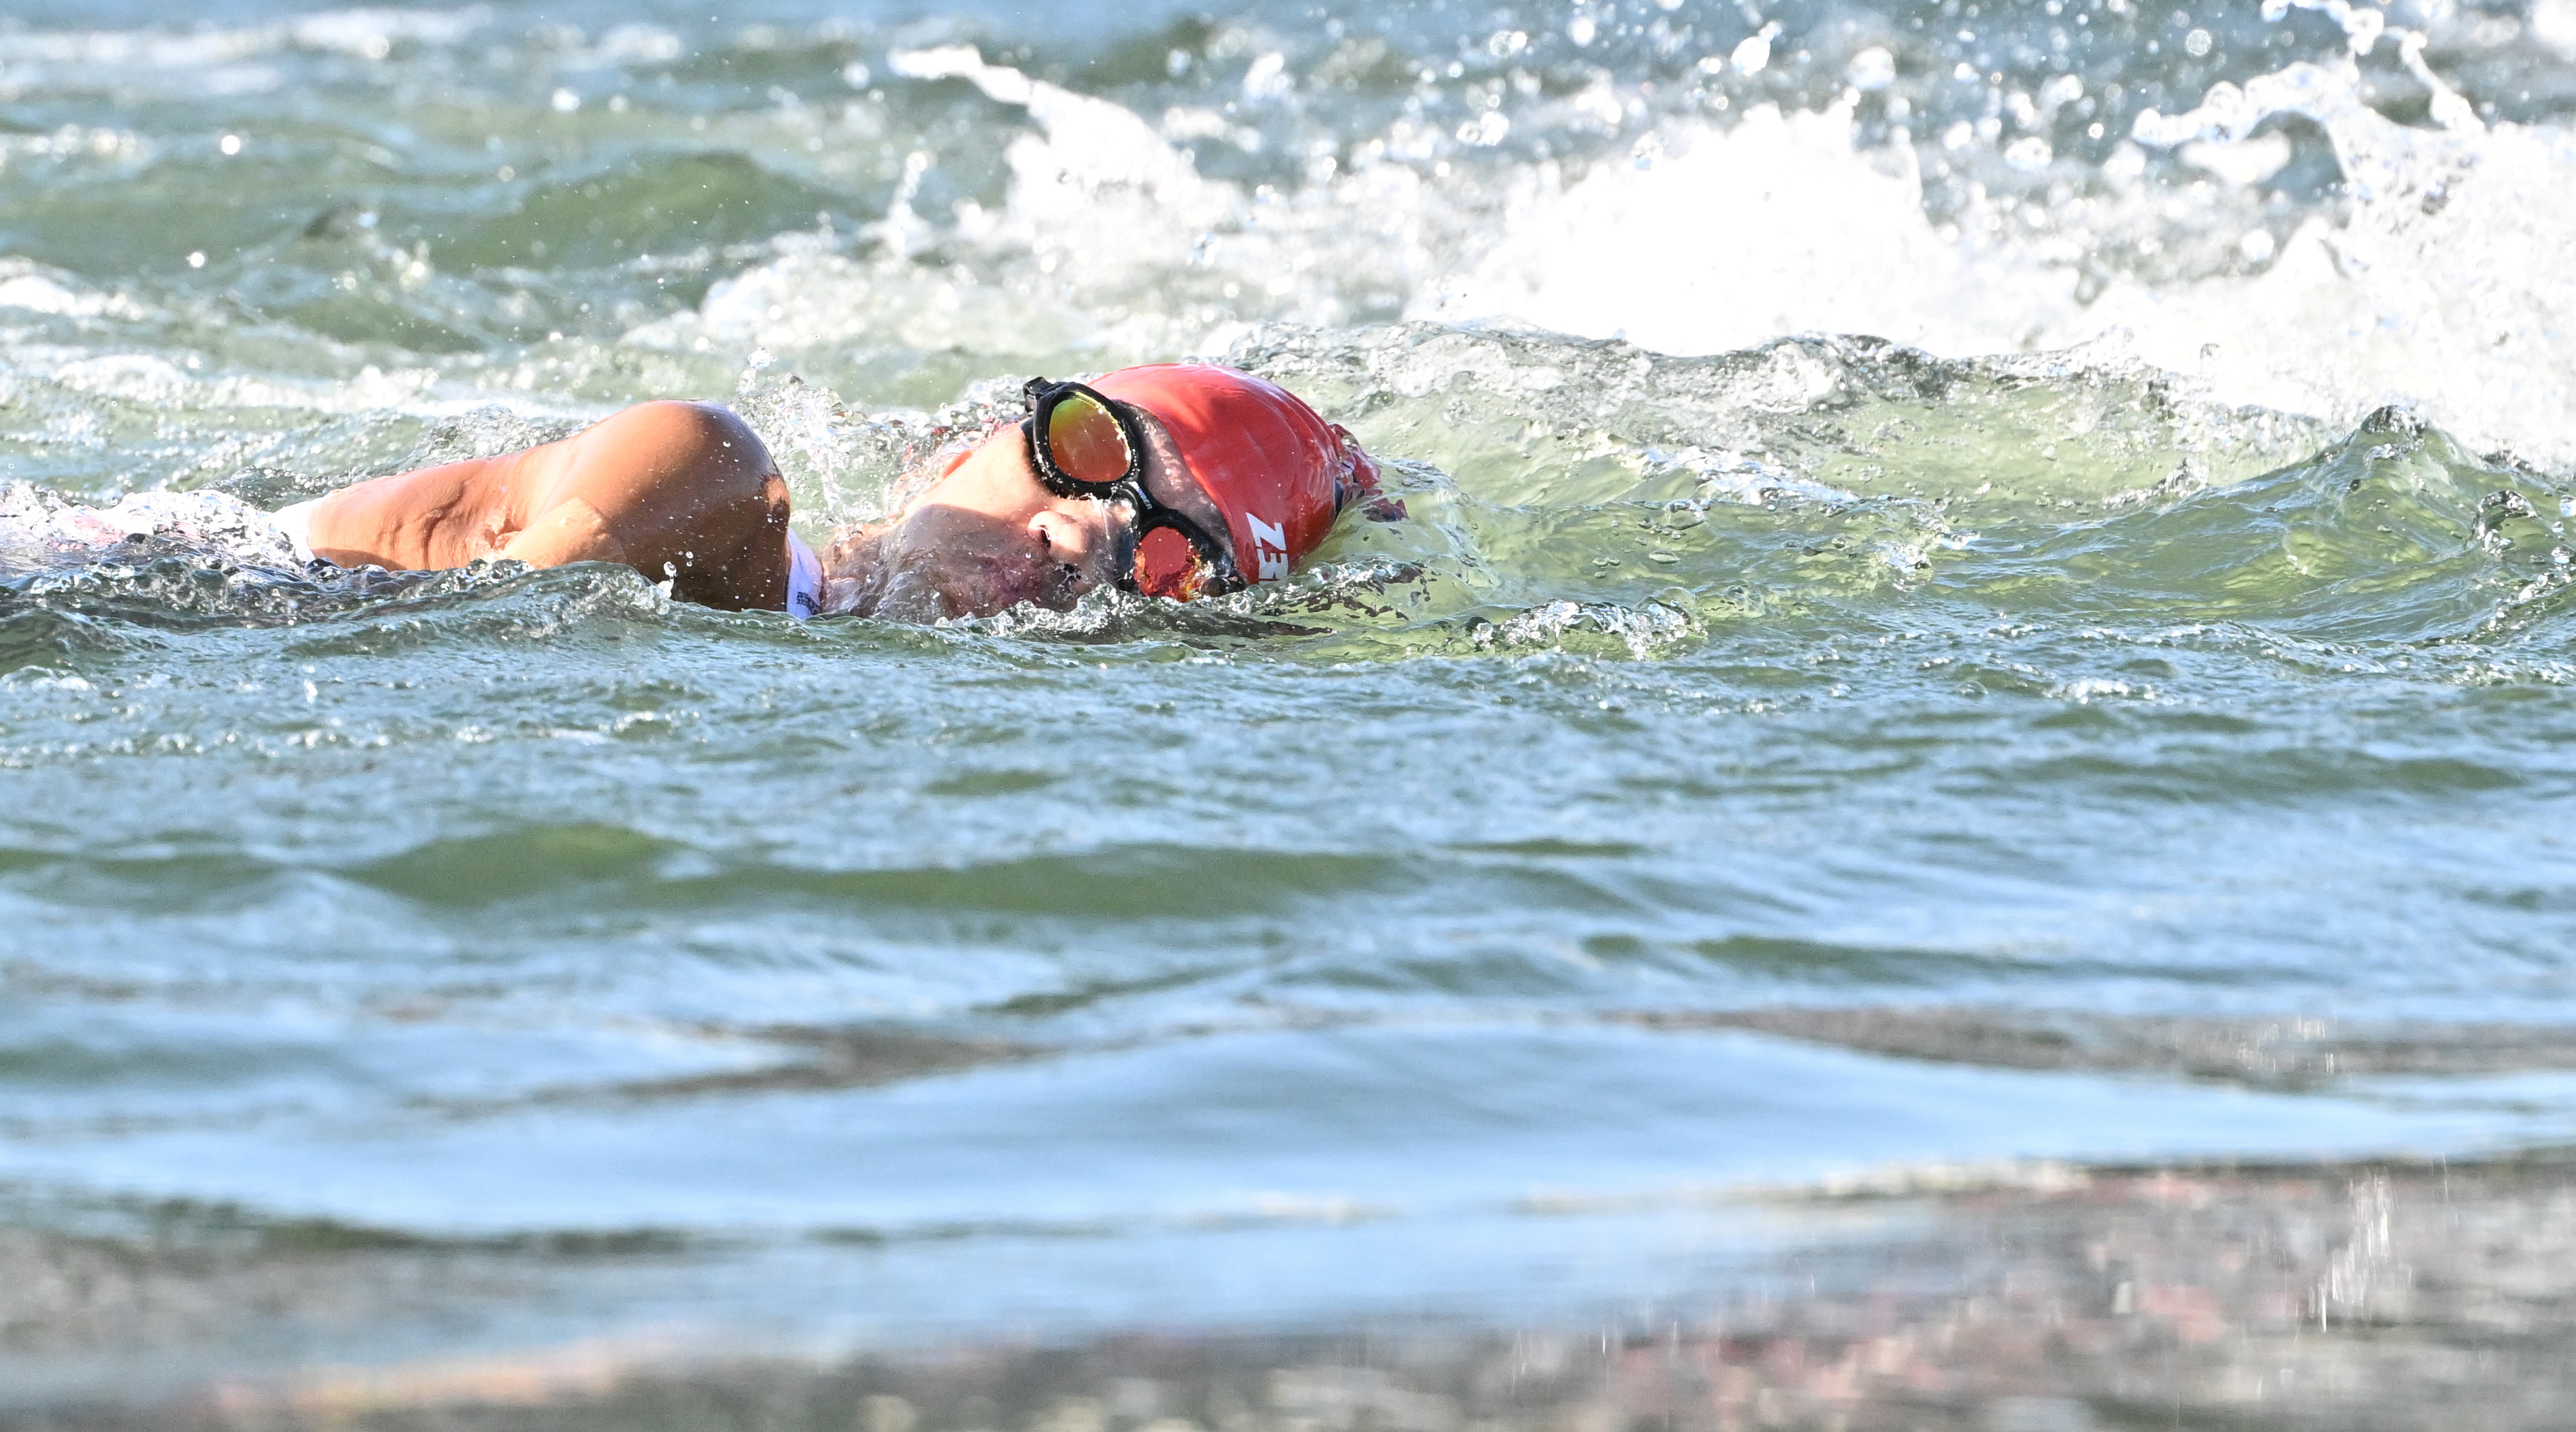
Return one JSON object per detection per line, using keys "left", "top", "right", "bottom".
{"left": 638, "top": 48, "right": 1476, "bottom": 362}
{"left": 0, "top": 8, "right": 487, "bottom": 69}
{"left": 617, "top": 37, "right": 2576, "bottom": 473}
{"left": 630, "top": 251, "right": 1090, "bottom": 358}
{"left": 1423, "top": 64, "right": 2576, "bottom": 470}
{"left": 0, "top": 485, "right": 305, "bottom": 569}
{"left": 50, "top": 354, "right": 194, "bottom": 401}
{"left": 2537, "top": 0, "right": 2576, "bottom": 55}
{"left": 1416, "top": 102, "right": 2041, "bottom": 361}
{"left": 0, "top": 261, "right": 148, "bottom": 321}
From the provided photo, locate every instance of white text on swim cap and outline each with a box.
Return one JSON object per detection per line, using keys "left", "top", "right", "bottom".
{"left": 1246, "top": 513, "right": 1290, "bottom": 580}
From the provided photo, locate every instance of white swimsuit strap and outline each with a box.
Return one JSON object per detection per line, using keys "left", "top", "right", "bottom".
{"left": 784, "top": 531, "right": 823, "bottom": 619}
{"left": 269, "top": 498, "right": 323, "bottom": 564}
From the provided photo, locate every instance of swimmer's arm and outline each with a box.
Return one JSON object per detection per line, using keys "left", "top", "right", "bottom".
{"left": 301, "top": 459, "right": 497, "bottom": 571}
{"left": 494, "top": 495, "right": 628, "bottom": 569}
{"left": 305, "top": 401, "right": 794, "bottom": 610}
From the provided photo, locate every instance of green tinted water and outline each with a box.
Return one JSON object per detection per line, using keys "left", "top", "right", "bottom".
{"left": 5, "top": 0, "right": 2576, "bottom": 1408}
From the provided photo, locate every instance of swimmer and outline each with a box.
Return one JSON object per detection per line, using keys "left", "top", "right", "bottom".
{"left": 270, "top": 364, "right": 1383, "bottom": 621}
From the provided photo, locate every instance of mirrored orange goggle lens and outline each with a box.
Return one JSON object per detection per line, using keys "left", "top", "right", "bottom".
{"left": 1132, "top": 524, "right": 1213, "bottom": 601}
{"left": 1044, "top": 391, "right": 1133, "bottom": 487}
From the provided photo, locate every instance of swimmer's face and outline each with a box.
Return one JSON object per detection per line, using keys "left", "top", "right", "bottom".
{"left": 869, "top": 406, "right": 1235, "bottom": 620}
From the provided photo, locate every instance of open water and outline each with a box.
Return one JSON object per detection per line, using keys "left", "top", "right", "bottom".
{"left": 5, "top": 0, "right": 2576, "bottom": 1424}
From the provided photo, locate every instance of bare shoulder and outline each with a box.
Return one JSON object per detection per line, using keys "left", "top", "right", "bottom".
{"left": 517, "top": 399, "right": 793, "bottom": 610}
{"left": 564, "top": 401, "right": 775, "bottom": 484}
{"left": 542, "top": 400, "right": 784, "bottom": 531}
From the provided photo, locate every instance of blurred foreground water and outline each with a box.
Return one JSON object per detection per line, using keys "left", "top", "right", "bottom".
{"left": 6, "top": 0, "right": 2576, "bottom": 1424}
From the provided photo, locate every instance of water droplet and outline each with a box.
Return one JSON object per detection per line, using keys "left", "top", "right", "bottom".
{"left": 2004, "top": 137, "right": 2054, "bottom": 171}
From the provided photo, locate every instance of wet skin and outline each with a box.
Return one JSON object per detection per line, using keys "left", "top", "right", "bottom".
{"left": 297, "top": 399, "right": 1233, "bottom": 618}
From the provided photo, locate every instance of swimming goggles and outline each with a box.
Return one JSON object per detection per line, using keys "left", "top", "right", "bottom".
{"left": 1023, "top": 377, "right": 1243, "bottom": 602}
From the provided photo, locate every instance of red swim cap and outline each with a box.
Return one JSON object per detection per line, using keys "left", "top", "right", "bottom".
{"left": 1088, "top": 364, "right": 1381, "bottom": 585}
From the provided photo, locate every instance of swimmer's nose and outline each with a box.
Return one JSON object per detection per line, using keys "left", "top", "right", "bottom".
{"left": 1025, "top": 506, "right": 1110, "bottom": 591}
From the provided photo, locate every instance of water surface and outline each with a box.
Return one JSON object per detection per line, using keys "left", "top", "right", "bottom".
{"left": 4, "top": 0, "right": 2576, "bottom": 1417}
